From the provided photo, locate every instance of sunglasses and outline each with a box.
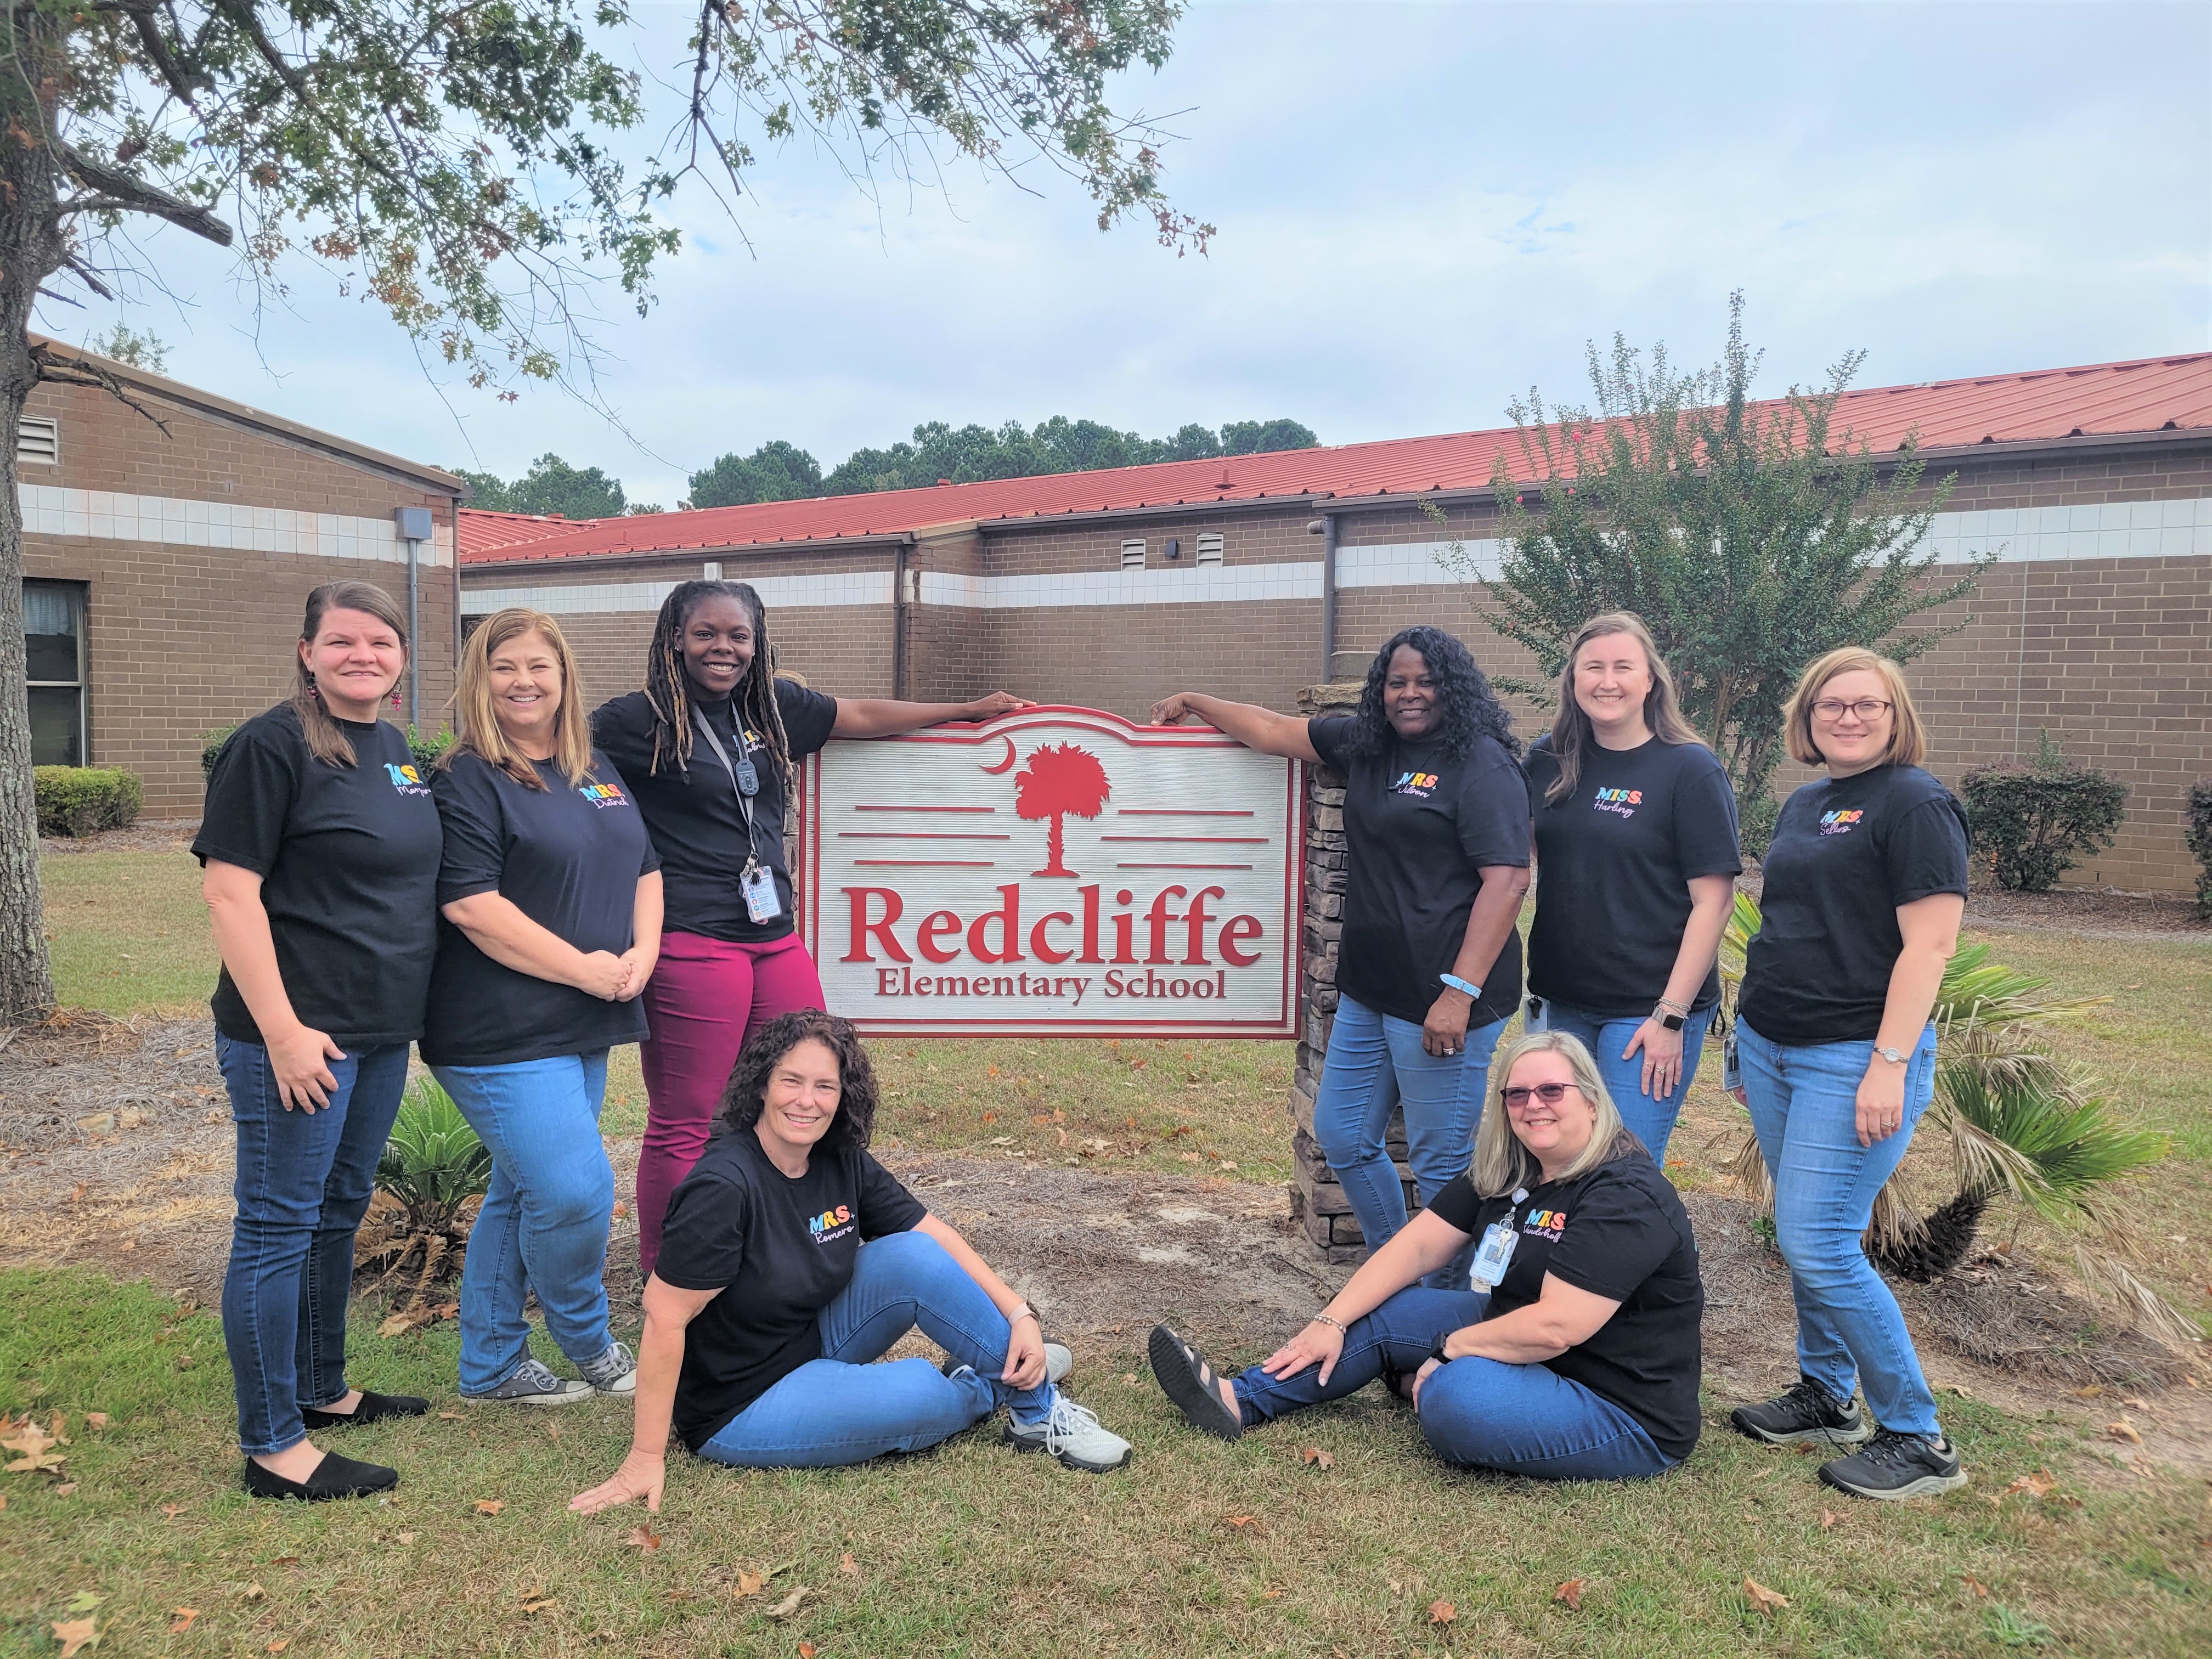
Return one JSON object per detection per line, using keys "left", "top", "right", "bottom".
{"left": 1500, "top": 1081, "right": 1584, "bottom": 1109}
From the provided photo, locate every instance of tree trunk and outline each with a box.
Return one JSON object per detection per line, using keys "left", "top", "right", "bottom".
{"left": 0, "top": 27, "right": 74, "bottom": 1024}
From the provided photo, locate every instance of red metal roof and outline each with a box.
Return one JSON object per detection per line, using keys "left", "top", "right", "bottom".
{"left": 461, "top": 351, "right": 2212, "bottom": 567}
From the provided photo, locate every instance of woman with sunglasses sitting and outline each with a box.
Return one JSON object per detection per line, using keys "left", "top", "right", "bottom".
{"left": 1149, "top": 1031, "right": 1702, "bottom": 1481}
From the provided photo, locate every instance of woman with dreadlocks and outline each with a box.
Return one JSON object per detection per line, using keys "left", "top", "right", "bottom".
{"left": 1152, "top": 628, "right": 1531, "bottom": 1293}
{"left": 592, "top": 580, "right": 1029, "bottom": 1277}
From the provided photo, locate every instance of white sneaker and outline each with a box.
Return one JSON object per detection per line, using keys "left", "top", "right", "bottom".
{"left": 1003, "top": 1393, "right": 1133, "bottom": 1473}
{"left": 465, "top": 1357, "right": 593, "bottom": 1405}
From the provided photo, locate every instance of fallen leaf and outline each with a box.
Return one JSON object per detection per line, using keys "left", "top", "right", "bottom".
{"left": 839, "top": 1551, "right": 857, "bottom": 1576}
{"left": 266, "top": 1556, "right": 299, "bottom": 1568}
{"left": 2106, "top": 1419, "right": 2143, "bottom": 1446}
{"left": 545, "top": 1422, "right": 562, "bottom": 1442}
{"left": 377, "top": 1308, "right": 427, "bottom": 1338}
{"left": 396, "top": 1531, "right": 416, "bottom": 1545}
{"left": 161, "top": 1503, "right": 181, "bottom": 1519}
{"left": 242, "top": 1584, "right": 266, "bottom": 1602}
{"left": 1819, "top": 1509, "right": 1841, "bottom": 1530}
{"left": 987, "top": 1064, "right": 1000, "bottom": 1076}
{"left": 612, "top": 1203, "right": 628, "bottom": 1218}
{"left": 438, "top": 1410, "right": 464, "bottom": 1420}
{"left": 169, "top": 1609, "right": 199, "bottom": 1633}
{"left": 765, "top": 1586, "right": 810, "bottom": 1619}
{"left": 981, "top": 1111, "right": 996, "bottom": 1123}
{"left": 1962, "top": 1575, "right": 1990, "bottom": 1599}
{"left": 1945, "top": 1384, "right": 1974, "bottom": 1400}
{"left": 474, "top": 1498, "right": 505, "bottom": 1515}
{"left": 54, "top": 1481, "right": 77, "bottom": 1496}
{"left": 2074, "top": 1383, "right": 2104, "bottom": 1398}
{"left": 799, "top": 1646, "right": 817, "bottom": 1659}
{"left": 83, "top": 1413, "right": 108, "bottom": 1431}
{"left": 625, "top": 1525, "right": 661, "bottom": 1551}
{"left": 1742, "top": 1578, "right": 1790, "bottom": 1615}
{"left": 1223, "top": 1514, "right": 1261, "bottom": 1530}
{"left": 522, "top": 1595, "right": 558, "bottom": 1615}
{"left": 50, "top": 1618, "right": 98, "bottom": 1657}
{"left": 268, "top": 1640, "right": 290, "bottom": 1653}
{"left": 1300, "top": 1446, "right": 1334, "bottom": 1469}
{"left": 733, "top": 1570, "right": 766, "bottom": 1600}
{"left": 63, "top": 1594, "right": 101, "bottom": 1614}
{"left": 1553, "top": 1578, "right": 1586, "bottom": 1611}
{"left": 1427, "top": 1600, "right": 1455, "bottom": 1625}
{"left": 2000, "top": 1469, "right": 2057, "bottom": 1501}
{"left": 175, "top": 1353, "right": 196, "bottom": 1369}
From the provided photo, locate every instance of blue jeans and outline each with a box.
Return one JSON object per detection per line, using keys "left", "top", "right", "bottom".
{"left": 1233, "top": 1286, "right": 1674, "bottom": 1481}
{"left": 699, "top": 1229, "right": 1056, "bottom": 1468}
{"left": 1737, "top": 1018, "right": 1942, "bottom": 1437}
{"left": 1313, "top": 995, "right": 1507, "bottom": 1286}
{"left": 1535, "top": 1001, "right": 1714, "bottom": 1163}
{"left": 218, "top": 1036, "right": 412, "bottom": 1456}
{"left": 431, "top": 1052, "right": 615, "bottom": 1394}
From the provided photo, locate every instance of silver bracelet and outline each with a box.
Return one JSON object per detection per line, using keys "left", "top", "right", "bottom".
{"left": 1311, "top": 1313, "right": 1346, "bottom": 1335}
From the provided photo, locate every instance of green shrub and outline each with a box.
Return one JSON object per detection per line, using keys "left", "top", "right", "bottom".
{"left": 377, "top": 1075, "right": 491, "bottom": 1229}
{"left": 200, "top": 726, "right": 239, "bottom": 780}
{"left": 33, "top": 766, "right": 144, "bottom": 837}
{"left": 2186, "top": 781, "right": 2212, "bottom": 921}
{"left": 1960, "top": 731, "right": 2127, "bottom": 893}
{"left": 408, "top": 723, "right": 455, "bottom": 771}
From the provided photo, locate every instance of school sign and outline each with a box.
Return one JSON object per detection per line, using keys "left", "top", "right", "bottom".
{"left": 798, "top": 708, "right": 1302, "bottom": 1039}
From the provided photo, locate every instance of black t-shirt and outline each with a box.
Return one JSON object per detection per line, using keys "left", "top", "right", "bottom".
{"left": 1429, "top": 1146, "right": 1704, "bottom": 1461}
{"left": 590, "top": 681, "right": 839, "bottom": 943}
{"left": 1740, "top": 765, "right": 1970, "bottom": 1045}
{"left": 418, "top": 749, "right": 662, "bottom": 1068}
{"left": 657, "top": 1132, "right": 928, "bottom": 1450}
{"left": 1308, "top": 716, "right": 1531, "bottom": 1026}
{"left": 1524, "top": 735, "right": 1742, "bottom": 1018}
{"left": 193, "top": 704, "right": 443, "bottom": 1048}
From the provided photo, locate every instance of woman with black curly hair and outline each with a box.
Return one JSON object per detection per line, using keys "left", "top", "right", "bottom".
{"left": 1152, "top": 628, "right": 1531, "bottom": 1286}
{"left": 591, "top": 580, "right": 1028, "bottom": 1278}
{"left": 569, "top": 1011, "right": 1131, "bottom": 1509}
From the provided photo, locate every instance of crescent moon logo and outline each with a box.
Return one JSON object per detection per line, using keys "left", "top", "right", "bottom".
{"left": 979, "top": 734, "right": 1017, "bottom": 775}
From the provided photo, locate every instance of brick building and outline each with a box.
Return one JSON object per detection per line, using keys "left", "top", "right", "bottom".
{"left": 20, "top": 340, "right": 464, "bottom": 815}
{"left": 461, "top": 352, "right": 2212, "bottom": 894}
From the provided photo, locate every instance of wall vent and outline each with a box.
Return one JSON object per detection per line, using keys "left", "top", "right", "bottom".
{"left": 703, "top": 561, "right": 723, "bottom": 581}
{"left": 17, "top": 416, "right": 58, "bottom": 465}
{"left": 1120, "top": 538, "right": 1146, "bottom": 569}
{"left": 1195, "top": 532, "right": 1224, "bottom": 567}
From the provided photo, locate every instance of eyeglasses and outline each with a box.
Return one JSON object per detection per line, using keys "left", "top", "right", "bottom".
{"left": 1500, "top": 1081, "right": 1584, "bottom": 1108}
{"left": 1810, "top": 698, "right": 1893, "bottom": 723}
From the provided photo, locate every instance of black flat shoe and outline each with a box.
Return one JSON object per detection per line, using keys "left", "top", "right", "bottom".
{"left": 242, "top": 1451, "right": 399, "bottom": 1502}
{"left": 301, "top": 1390, "right": 431, "bottom": 1429}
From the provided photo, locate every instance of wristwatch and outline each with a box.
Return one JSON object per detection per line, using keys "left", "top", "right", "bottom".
{"left": 1438, "top": 973, "right": 1482, "bottom": 999}
{"left": 1429, "top": 1332, "right": 1453, "bottom": 1365}
{"left": 1652, "top": 1005, "right": 1686, "bottom": 1032}
{"left": 1873, "top": 1046, "right": 1908, "bottom": 1065}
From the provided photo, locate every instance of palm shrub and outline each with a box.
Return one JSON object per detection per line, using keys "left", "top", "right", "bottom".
{"left": 1960, "top": 731, "right": 2128, "bottom": 893}
{"left": 1719, "top": 897, "right": 2186, "bottom": 1340}
{"left": 358, "top": 1075, "right": 490, "bottom": 1311}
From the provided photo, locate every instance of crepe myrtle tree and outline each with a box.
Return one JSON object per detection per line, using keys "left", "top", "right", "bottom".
{"left": 0, "top": 0, "right": 1207, "bottom": 1023}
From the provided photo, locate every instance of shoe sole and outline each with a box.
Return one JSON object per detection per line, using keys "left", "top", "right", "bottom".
{"left": 1818, "top": 1464, "right": 1969, "bottom": 1502}
{"left": 588, "top": 1375, "right": 638, "bottom": 1395}
{"left": 464, "top": 1385, "right": 596, "bottom": 1406}
{"left": 1148, "top": 1323, "right": 1243, "bottom": 1442}
{"left": 1729, "top": 1411, "right": 1872, "bottom": 1448}
{"left": 1001, "top": 1421, "right": 1132, "bottom": 1473}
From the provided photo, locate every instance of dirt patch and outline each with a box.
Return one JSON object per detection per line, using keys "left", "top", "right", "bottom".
{"left": 39, "top": 817, "right": 202, "bottom": 857}
{"left": 8, "top": 1015, "right": 2207, "bottom": 1472}
{"left": 1737, "top": 860, "right": 2209, "bottom": 943}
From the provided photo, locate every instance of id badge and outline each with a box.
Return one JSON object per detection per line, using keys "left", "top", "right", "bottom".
{"left": 740, "top": 862, "right": 782, "bottom": 923}
{"left": 1470, "top": 1221, "right": 1518, "bottom": 1289}
{"left": 1523, "top": 994, "right": 1548, "bottom": 1034}
{"left": 1722, "top": 1032, "right": 1742, "bottom": 1094}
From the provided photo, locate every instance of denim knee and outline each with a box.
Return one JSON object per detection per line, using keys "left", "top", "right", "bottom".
{"left": 854, "top": 1227, "right": 950, "bottom": 1281}
{"left": 538, "top": 1158, "right": 616, "bottom": 1234}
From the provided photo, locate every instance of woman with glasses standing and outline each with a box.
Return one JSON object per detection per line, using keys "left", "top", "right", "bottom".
{"left": 1727, "top": 648, "right": 1970, "bottom": 1502}
{"left": 1522, "top": 614, "right": 1740, "bottom": 1161}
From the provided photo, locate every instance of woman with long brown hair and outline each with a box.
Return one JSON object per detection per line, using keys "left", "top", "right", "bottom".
{"left": 591, "top": 580, "right": 1029, "bottom": 1277}
{"left": 198, "top": 580, "right": 443, "bottom": 1500}
{"left": 424, "top": 608, "right": 663, "bottom": 1406}
{"left": 1521, "top": 613, "right": 1740, "bottom": 1160}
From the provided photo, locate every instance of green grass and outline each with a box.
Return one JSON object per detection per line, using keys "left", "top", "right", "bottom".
{"left": 39, "top": 851, "right": 216, "bottom": 1017}
{"left": 3, "top": 1268, "right": 2208, "bottom": 1657}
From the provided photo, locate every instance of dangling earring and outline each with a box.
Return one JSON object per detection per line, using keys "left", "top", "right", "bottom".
{"left": 306, "top": 672, "right": 319, "bottom": 701}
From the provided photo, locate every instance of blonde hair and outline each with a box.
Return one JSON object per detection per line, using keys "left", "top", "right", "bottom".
{"left": 448, "top": 609, "right": 595, "bottom": 789}
{"left": 1542, "top": 611, "right": 1706, "bottom": 806}
{"left": 1471, "top": 1031, "right": 1637, "bottom": 1197}
{"left": 292, "top": 580, "right": 408, "bottom": 768}
{"left": 1782, "top": 647, "right": 1927, "bottom": 769}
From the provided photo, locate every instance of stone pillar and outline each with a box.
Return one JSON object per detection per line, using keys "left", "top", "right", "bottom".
{"left": 1286, "top": 682, "right": 1417, "bottom": 1263}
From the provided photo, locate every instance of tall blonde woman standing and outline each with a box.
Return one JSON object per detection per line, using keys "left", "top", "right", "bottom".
{"left": 424, "top": 610, "right": 663, "bottom": 1406}
{"left": 1728, "top": 647, "right": 1970, "bottom": 1502}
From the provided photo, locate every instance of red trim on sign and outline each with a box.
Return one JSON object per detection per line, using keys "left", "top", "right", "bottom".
{"left": 851, "top": 859, "right": 998, "bottom": 867}
{"left": 838, "top": 832, "right": 1012, "bottom": 840}
{"left": 1114, "top": 862, "right": 1255, "bottom": 871}
{"left": 1100, "top": 835, "right": 1269, "bottom": 844}
{"left": 854, "top": 804, "right": 997, "bottom": 813}
{"left": 1115, "top": 808, "right": 1255, "bottom": 816}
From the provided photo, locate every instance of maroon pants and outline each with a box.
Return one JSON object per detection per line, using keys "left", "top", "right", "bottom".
{"left": 635, "top": 930, "right": 826, "bottom": 1277}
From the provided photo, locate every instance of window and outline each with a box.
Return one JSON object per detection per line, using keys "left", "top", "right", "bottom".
{"left": 17, "top": 416, "right": 58, "bottom": 466}
{"left": 1195, "top": 532, "right": 1224, "bottom": 567}
{"left": 1120, "top": 538, "right": 1146, "bottom": 569}
{"left": 461, "top": 614, "right": 487, "bottom": 641}
{"left": 25, "top": 580, "right": 87, "bottom": 766}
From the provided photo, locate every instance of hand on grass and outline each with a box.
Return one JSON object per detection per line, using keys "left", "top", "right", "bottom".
{"left": 571, "top": 1448, "right": 664, "bottom": 1515}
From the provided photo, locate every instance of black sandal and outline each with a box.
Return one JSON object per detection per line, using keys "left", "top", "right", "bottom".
{"left": 301, "top": 1390, "right": 430, "bottom": 1429}
{"left": 1380, "top": 1366, "right": 1417, "bottom": 1406}
{"left": 1148, "top": 1323, "right": 1245, "bottom": 1441}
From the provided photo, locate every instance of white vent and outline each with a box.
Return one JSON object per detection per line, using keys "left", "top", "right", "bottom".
{"left": 1120, "top": 538, "right": 1146, "bottom": 569}
{"left": 702, "top": 561, "right": 723, "bottom": 581}
{"left": 17, "top": 416, "right": 58, "bottom": 465}
{"left": 1195, "top": 532, "right": 1224, "bottom": 567}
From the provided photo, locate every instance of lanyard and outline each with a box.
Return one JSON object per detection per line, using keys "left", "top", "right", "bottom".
{"left": 690, "top": 709, "right": 764, "bottom": 868}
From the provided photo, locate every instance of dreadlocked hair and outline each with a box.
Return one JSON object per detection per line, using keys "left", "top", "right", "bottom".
{"left": 640, "top": 579, "right": 797, "bottom": 803}
{"left": 1347, "top": 625, "right": 1520, "bottom": 761}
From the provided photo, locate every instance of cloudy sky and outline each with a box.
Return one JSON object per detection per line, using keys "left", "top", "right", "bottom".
{"left": 42, "top": 0, "right": 2211, "bottom": 509}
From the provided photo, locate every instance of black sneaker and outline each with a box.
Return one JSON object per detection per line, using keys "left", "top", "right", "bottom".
{"left": 1818, "top": 1427, "right": 1967, "bottom": 1501}
{"left": 1729, "top": 1376, "right": 1871, "bottom": 1446}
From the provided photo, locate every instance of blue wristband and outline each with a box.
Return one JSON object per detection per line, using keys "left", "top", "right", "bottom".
{"left": 1439, "top": 973, "right": 1482, "bottom": 999}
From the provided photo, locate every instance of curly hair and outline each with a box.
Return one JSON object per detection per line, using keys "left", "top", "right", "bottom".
{"left": 715, "top": 1008, "right": 878, "bottom": 1155}
{"left": 1346, "top": 625, "right": 1520, "bottom": 761}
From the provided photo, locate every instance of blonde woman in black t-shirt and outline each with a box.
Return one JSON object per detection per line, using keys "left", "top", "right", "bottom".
{"left": 1726, "top": 648, "right": 1971, "bottom": 1502}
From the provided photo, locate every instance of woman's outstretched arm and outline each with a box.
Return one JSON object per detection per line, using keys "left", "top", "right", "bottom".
{"left": 570, "top": 1275, "right": 720, "bottom": 1514}
{"left": 1148, "top": 693, "right": 1322, "bottom": 762}
{"left": 831, "top": 691, "right": 1033, "bottom": 737}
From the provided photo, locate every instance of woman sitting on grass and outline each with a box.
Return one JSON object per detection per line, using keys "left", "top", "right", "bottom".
{"left": 1151, "top": 1031, "right": 1703, "bottom": 1481}
{"left": 571, "top": 1010, "right": 1131, "bottom": 1512}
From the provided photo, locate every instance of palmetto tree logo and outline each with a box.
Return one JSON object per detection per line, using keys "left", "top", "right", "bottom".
{"left": 1014, "top": 743, "right": 1110, "bottom": 877}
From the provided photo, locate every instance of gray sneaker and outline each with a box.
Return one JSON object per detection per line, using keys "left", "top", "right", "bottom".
{"left": 465, "top": 1357, "right": 592, "bottom": 1406}
{"left": 943, "top": 1341, "right": 1073, "bottom": 1389}
{"left": 575, "top": 1341, "right": 637, "bottom": 1395}
{"left": 1003, "top": 1393, "right": 1133, "bottom": 1473}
